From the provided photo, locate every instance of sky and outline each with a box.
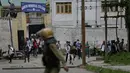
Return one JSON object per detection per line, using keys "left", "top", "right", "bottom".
{"left": 1, "top": 0, "right": 46, "bottom": 6}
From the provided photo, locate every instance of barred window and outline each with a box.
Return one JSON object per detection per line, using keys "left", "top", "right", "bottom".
{"left": 56, "top": 2, "right": 72, "bottom": 14}
{"left": 101, "top": 1, "right": 118, "bottom": 12}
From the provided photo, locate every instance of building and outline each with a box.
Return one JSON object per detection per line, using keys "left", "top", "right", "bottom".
{"left": 0, "top": 0, "right": 46, "bottom": 51}
{"left": 50, "top": 0, "right": 127, "bottom": 47}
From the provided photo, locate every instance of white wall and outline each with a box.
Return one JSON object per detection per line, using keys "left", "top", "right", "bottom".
{"left": 53, "top": 27, "right": 127, "bottom": 48}
{"left": 77, "top": 1, "right": 101, "bottom": 26}
{"left": 51, "top": 0, "right": 77, "bottom": 27}
{"left": 51, "top": 0, "right": 126, "bottom": 27}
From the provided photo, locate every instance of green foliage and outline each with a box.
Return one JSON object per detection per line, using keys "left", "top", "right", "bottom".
{"left": 86, "top": 65, "right": 130, "bottom": 73}
{"left": 104, "top": 52, "right": 130, "bottom": 65}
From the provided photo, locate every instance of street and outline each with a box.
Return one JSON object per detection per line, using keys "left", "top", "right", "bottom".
{"left": 0, "top": 68, "right": 93, "bottom": 73}
{"left": 0, "top": 55, "right": 95, "bottom": 73}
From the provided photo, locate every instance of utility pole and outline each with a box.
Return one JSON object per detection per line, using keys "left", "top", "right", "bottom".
{"left": 104, "top": 0, "right": 107, "bottom": 57}
{"left": 0, "top": 0, "right": 2, "bottom": 17}
{"left": 95, "top": 0, "right": 97, "bottom": 26}
{"left": 116, "top": 11, "right": 119, "bottom": 39}
{"left": 77, "top": 0, "right": 78, "bottom": 26}
{"left": 8, "top": 17, "right": 13, "bottom": 47}
{"left": 81, "top": 0, "right": 86, "bottom": 65}
{"left": 7, "top": 0, "right": 17, "bottom": 47}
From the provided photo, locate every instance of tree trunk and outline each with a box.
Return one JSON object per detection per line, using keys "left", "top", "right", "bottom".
{"left": 125, "top": 0, "right": 130, "bottom": 52}
{"left": 127, "top": 28, "right": 130, "bottom": 52}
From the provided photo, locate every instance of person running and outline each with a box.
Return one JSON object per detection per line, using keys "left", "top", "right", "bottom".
{"left": 37, "top": 28, "right": 69, "bottom": 73}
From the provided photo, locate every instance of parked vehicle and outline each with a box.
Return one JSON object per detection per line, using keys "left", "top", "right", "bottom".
{"left": 13, "top": 51, "right": 25, "bottom": 59}
{"left": 3, "top": 51, "right": 24, "bottom": 60}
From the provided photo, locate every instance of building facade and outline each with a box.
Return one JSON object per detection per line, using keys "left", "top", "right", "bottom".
{"left": 0, "top": 0, "right": 46, "bottom": 51}
{"left": 50, "top": 0, "right": 127, "bottom": 47}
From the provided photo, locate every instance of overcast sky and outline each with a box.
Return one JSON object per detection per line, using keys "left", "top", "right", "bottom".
{"left": 1, "top": 0, "right": 46, "bottom": 6}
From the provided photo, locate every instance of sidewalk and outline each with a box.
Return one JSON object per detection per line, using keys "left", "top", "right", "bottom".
{"left": 88, "top": 59, "right": 130, "bottom": 72}
{"left": 0, "top": 55, "right": 43, "bottom": 68}
{"left": 1, "top": 55, "right": 130, "bottom": 72}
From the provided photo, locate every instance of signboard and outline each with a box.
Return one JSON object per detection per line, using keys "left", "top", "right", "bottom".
{"left": 21, "top": 2, "right": 46, "bottom": 13}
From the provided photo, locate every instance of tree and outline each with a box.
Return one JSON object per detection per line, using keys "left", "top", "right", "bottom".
{"left": 102, "top": 0, "right": 130, "bottom": 51}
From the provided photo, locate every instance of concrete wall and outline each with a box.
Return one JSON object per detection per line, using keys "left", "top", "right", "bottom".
{"left": 53, "top": 27, "right": 127, "bottom": 48}
{"left": 0, "top": 12, "right": 27, "bottom": 51}
{"left": 0, "top": 18, "right": 11, "bottom": 51}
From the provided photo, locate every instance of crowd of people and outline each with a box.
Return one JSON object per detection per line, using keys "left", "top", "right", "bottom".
{"left": 7, "top": 33, "right": 128, "bottom": 64}
{"left": 7, "top": 35, "right": 45, "bottom": 63}
{"left": 23, "top": 36, "right": 44, "bottom": 63}
{"left": 56, "top": 39, "right": 91, "bottom": 65}
{"left": 101, "top": 38, "right": 128, "bottom": 55}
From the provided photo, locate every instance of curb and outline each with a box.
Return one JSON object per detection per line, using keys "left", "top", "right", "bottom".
{"left": 2, "top": 65, "right": 79, "bottom": 70}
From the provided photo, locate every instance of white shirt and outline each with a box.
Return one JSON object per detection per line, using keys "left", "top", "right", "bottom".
{"left": 101, "top": 45, "right": 105, "bottom": 51}
{"left": 39, "top": 41, "right": 44, "bottom": 48}
{"left": 66, "top": 45, "right": 70, "bottom": 54}
{"left": 9, "top": 47, "right": 14, "bottom": 55}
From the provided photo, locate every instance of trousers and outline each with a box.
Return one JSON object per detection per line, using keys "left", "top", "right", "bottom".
{"left": 44, "top": 67, "right": 60, "bottom": 73}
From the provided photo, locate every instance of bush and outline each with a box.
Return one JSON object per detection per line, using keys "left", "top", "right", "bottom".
{"left": 105, "top": 52, "right": 130, "bottom": 65}
{"left": 86, "top": 65, "right": 130, "bottom": 73}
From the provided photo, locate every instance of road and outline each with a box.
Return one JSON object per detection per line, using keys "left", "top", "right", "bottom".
{"left": 1, "top": 68, "right": 94, "bottom": 73}
{"left": 0, "top": 55, "right": 95, "bottom": 73}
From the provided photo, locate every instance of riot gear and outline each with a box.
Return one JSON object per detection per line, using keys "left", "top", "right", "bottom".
{"left": 37, "top": 28, "right": 53, "bottom": 39}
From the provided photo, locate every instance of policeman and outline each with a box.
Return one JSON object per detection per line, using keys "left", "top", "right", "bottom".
{"left": 37, "top": 28, "right": 69, "bottom": 73}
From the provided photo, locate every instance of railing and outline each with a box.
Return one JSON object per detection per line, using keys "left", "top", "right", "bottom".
{"left": 29, "top": 17, "right": 43, "bottom": 25}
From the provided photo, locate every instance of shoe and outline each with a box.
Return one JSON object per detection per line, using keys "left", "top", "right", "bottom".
{"left": 9, "top": 62, "right": 11, "bottom": 63}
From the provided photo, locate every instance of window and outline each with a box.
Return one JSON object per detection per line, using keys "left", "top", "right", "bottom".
{"left": 36, "top": 13, "right": 42, "bottom": 17}
{"left": 56, "top": 2, "right": 72, "bottom": 14}
{"left": 101, "top": 1, "right": 118, "bottom": 12}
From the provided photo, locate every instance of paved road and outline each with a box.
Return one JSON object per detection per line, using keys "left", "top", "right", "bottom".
{"left": 1, "top": 68, "right": 94, "bottom": 73}
{"left": 0, "top": 55, "right": 95, "bottom": 73}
